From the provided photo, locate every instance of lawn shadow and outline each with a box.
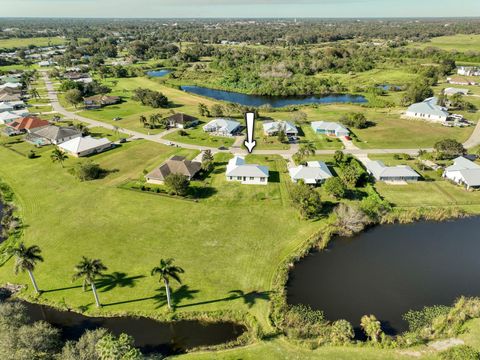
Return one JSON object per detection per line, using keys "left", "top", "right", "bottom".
{"left": 176, "top": 289, "right": 270, "bottom": 309}
{"left": 41, "top": 284, "right": 83, "bottom": 294}
{"left": 189, "top": 186, "right": 217, "bottom": 199}
{"left": 96, "top": 272, "right": 145, "bottom": 292}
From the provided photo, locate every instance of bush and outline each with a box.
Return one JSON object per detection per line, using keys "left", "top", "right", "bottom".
{"left": 434, "top": 139, "right": 465, "bottom": 160}
{"left": 132, "top": 87, "right": 169, "bottom": 108}
{"left": 339, "top": 112, "right": 373, "bottom": 129}
{"left": 334, "top": 203, "right": 370, "bottom": 236}
{"left": 283, "top": 304, "right": 328, "bottom": 339}
{"left": 71, "top": 161, "right": 105, "bottom": 181}
{"left": 323, "top": 177, "right": 346, "bottom": 199}
{"left": 290, "top": 182, "right": 323, "bottom": 219}
{"left": 164, "top": 173, "right": 190, "bottom": 196}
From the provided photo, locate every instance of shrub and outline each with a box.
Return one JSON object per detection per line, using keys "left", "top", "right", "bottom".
{"left": 132, "top": 87, "right": 169, "bottom": 108}
{"left": 323, "top": 177, "right": 346, "bottom": 199}
{"left": 71, "top": 161, "right": 105, "bottom": 181}
{"left": 339, "top": 112, "right": 373, "bottom": 129}
{"left": 283, "top": 304, "right": 327, "bottom": 339}
{"left": 434, "top": 139, "right": 465, "bottom": 160}
{"left": 164, "top": 173, "right": 190, "bottom": 196}
{"left": 334, "top": 203, "right": 370, "bottom": 236}
{"left": 329, "top": 319, "right": 354, "bottom": 345}
{"left": 290, "top": 182, "right": 322, "bottom": 219}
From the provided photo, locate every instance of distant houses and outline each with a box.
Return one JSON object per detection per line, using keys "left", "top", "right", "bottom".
{"left": 443, "top": 156, "right": 480, "bottom": 190}
{"left": 58, "top": 136, "right": 113, "bottom": 157}
{"left": 225, "top": 155, "right": 269, "bottom": 185}
{"left": 311, "top": 121, "right": 349, "bottom": 138}
{"left": 0, "top": 87, "right": 23, "bottom": 103}
{"left": 145, "top": 156, "right": 201, "bottom": 185}
{"left": 0, "top": 110, "right": 29, "bottom": 125}
{"left": 443, "top": 87, "right": 469, "bottom": 96}
{"left": 447, "top": 76, "right": 478, "bottom": 86}
{"left": 457, "top": 66, "right": 480, "bottom": 77}
{"left": 5, "top": 116, "right": 49, "bottom": 135}
{"left": 165, "top": 113, "right": 199, "bottom": 129}
{"left": 203, "top": 118, "right": 241, "bottom": 137}
{"left": 364, "top": 160, "right": 420, "bottom": 183}
{"left": 405, "top": 97, "right": 449, "bottom": 123}
{"left": 263, "top": 121, "right": 298, "bottom": 137}
{"left": 84, "top": 95, "right": 121, "bottom": 110}
{"left": 289, "top": 161, "right": 332, "bottom": 185}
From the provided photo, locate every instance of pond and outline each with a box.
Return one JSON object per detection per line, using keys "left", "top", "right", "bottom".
{"left": 17, "top": 300, "right": 246, "bottom": 355}
{"left": 146, "top": 69, "right": 172, "bottom": 77}
{"left": 181, "top": 85, "right": 367, "bottom": 108}
{"left": 287, "top": 217, "right": 480, "bottom": 336}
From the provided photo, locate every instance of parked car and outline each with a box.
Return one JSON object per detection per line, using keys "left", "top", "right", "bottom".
{"left": 113, "top": 117, "right": 122, "bottom": 121}
{"left": 119, "top": 138, "right": 127, "bottom": 143}
{"left": 344, "top": 136, "right": 352, "bottom": 141}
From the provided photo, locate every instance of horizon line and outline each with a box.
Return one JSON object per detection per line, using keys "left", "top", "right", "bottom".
{"left": 1, "top": 16, "right": 480, "bottom": 20}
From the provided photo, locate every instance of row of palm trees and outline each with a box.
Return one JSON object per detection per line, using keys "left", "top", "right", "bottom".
{"left": 9, "top": 242, "right": 184, "bottom": 309}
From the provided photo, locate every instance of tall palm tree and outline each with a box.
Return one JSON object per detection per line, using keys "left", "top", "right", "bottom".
{"left": 50, "top": 148, "right": 68, "bottom": 167}
{"left": 11, "top": 243, "right": 43, "bottom": 294}
{"left": 72, "top": 257, "right": 107, "bottom": 307}
{"left": 139, "top": 115, "right": 147, "bottom": 127}
{"left": 299, "top": 141, "right": 316, "bottom": 157}
{"left": 29, "top": 88, "right": 40, "bottom": 100}
{"left": 151, "top": 258, "right": 184, "bottom": 309}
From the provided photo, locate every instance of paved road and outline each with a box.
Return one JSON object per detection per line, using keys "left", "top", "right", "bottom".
{"left": 41, "top": 71, "right": 480, "bottom": 159}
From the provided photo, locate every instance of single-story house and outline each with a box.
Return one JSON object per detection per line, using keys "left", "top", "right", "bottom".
{"left": 0, "top": 100, "right": 25, "bottom": 112}
{"left": 0, "top": 82, "right": 22, "bottom": 90}
{"left": 365, "top": 160, "right": 420, "bottom": 182}
{"left": 405, "top": 97, "right": 449, "bottom": 123}
{"left": 263, "top": 121, "right": 298, "bottom": 136}
{"left": 145, "top": 155, "right": 201, "bottom": 185}
{"left": 203, "top": 118, "right": 241, "bottom": 137}
{"left": 38, "top": 60, "right": 55, "bottom": 67}
{"left": 58, "top": 136, "right": 112, "bottom": 157}
{"left": 63, "top": 71, "right": 90, "bottom": 81}
{"left": 0, "top": 110, "right": 30, "bottom": 124}
{"left": 165, "top": 113, "right": 199, "bottom": 129}
{"left": 443, "top": 87, "right": 469, "bottom": 96}
{"left": 0, "top": 102, "right": 14, "bottom": 113}
{"left": 28, "top": 125, "right": 82, "bottom": 146}
{"left": 83, "top": 95, "right": 121, "bottom": 109}
{"left": 457, "top": 66, "right": 480, "bottom": 77}
{"left": 443, "top": 156, "right": 480, "bottom": 190}
{"left": 0, "top": 88, "right": 22, "bottom": 103}
{"left": 225, "top": 155, "right": 269, "bottom": 185}
{"left": 447, "top": 76, "right": 478, "bottom": 86}
{"left": 289, "top": 161, "right": 333, "bottom": 185}
{"left": 311, "top": 121, "right": 350, "bottom": 137}
{"left": 6, "top": 116, "right": 49, "bottom": 134}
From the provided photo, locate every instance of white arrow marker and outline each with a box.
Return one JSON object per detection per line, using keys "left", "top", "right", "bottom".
{"left": 244, "top": 112, "right": 256, "bottom": 153}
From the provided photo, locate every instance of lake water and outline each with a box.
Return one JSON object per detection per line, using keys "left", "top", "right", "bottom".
{"left": 287, "top": 217, "right": 480, "bottom": 335}
{"left": 181, "top": 85, "right": 367, "bottom": 108}
{"left": 147, "top": 69, "right": 172, "bottom": 77}
{"left": 18, "top": 300, "right": 245, "bottom": 355}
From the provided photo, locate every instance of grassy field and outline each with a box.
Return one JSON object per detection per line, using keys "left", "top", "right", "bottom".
{"left": 88, "top": 127, "right": 129, "bottom": 142}
{"left": 0, "top": 138, "right": 320, "bottom": 332}
{"left": 163, "top": 125, "right": 235, "bottom": 148}
{"left": 0, "top": 37, "right": 66, "bottom": 50}
{"left": 408, "top": 34, "right": 480, "bottom": 52}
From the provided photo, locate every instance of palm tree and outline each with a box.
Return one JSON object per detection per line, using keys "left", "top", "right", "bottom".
{"left": 72, "top": 257, "right": 107, "bottom": 307}
{"left": 360, "top": 314, "right": 382, "bottom": 343}
{"left": 299, "top": 141, "right": 316, "bottom": 157}
{"left": 139, "top": 115, "right": 147, "bottom": 127}
{"left": 50, "top": 148, "right": 68, "bottom": 167}
{"left": 29, "top": 88, "right": 40, "bottom": 100}
{"left": 151, "top": 258, "right": 184, "bottom": 309}
{"left": 11, "top": 242, "right": 43, "bottom": 294}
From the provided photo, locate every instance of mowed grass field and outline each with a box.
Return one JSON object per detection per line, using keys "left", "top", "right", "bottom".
{"left": 0, "top": 37, "right": 66, "bottom": 50}
{"left": 0, "top": 138, "right": 320, "bottom": 330}
{"left": 408, "top": 34, "right": 480, "bottom": 52}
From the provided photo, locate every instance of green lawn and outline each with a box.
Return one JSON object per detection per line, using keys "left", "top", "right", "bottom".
{"left": 163, "top": 125, "right": 235, "bottom": 149}
{"left": 0, "top": 140, "right": 319, "bottom": 332}
{"left": 88, "top": 127, "right": 129, "bottom": 142}
{"left": 299, "top": 124, "right": 343, "bottom": 150}
{"left": 0, "top": 37, "right": 66, "bottom": 50}
{"left": 408, "top": 34, "right": 480, "bottom": 52}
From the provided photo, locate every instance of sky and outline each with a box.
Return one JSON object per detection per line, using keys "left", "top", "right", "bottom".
{"left": 0, "top": 0, "right": 479, "bottom": 18}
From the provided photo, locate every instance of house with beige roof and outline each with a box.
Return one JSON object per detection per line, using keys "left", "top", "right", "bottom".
{"left": 145, "top": 156, "right": 202, "bottom": 185}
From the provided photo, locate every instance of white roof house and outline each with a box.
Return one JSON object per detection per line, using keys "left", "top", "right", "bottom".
{"left": 263, "top": 121, "right": 298, "bottom": 136}
{"left": 0, "top": 82, "right": 22, "bottom": 90}
{"left": 443, "top": 87, "right": 469, "bottom": 96}
{"left": 225, "top": 155, "right": 269, "bottom": 185}
{"left": 0, "top": 110, "right": 29, "bottom": 124}
{"left": 443, "top": 156, "right": 480, "bottom": 189}
{"left": 405, "top": 97, "right": 449, "bottom": 123}
{"left": 311, "top": 121, "right": 349, "bottom": 137}
{"left": 58, "top": 136, "right": 112, "bottom": 157}
{"left": 203, "top": 118, "right": 241, "bottom": 137}
{"left": 289, "top": 161, "right": 333, "bottom": 184}
{"left": 457, "top": 66, "right": 480, "bottom": 77}
{"left": 0, "top": 102, "right": 14, "bottom": 113}
{"left": 365, "top": 160, "right": 420, "bottom": 182}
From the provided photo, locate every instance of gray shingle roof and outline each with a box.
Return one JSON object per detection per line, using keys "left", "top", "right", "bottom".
{"left": 146, "top": 156, "right": 201, "bottom": 181}
{"left": 32, "top": 125, "right": 81, "bottom": 141}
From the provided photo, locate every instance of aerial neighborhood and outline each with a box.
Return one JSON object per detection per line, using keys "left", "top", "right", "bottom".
{"left": 1, "top": 15, "right": 480, "bottom": 360}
